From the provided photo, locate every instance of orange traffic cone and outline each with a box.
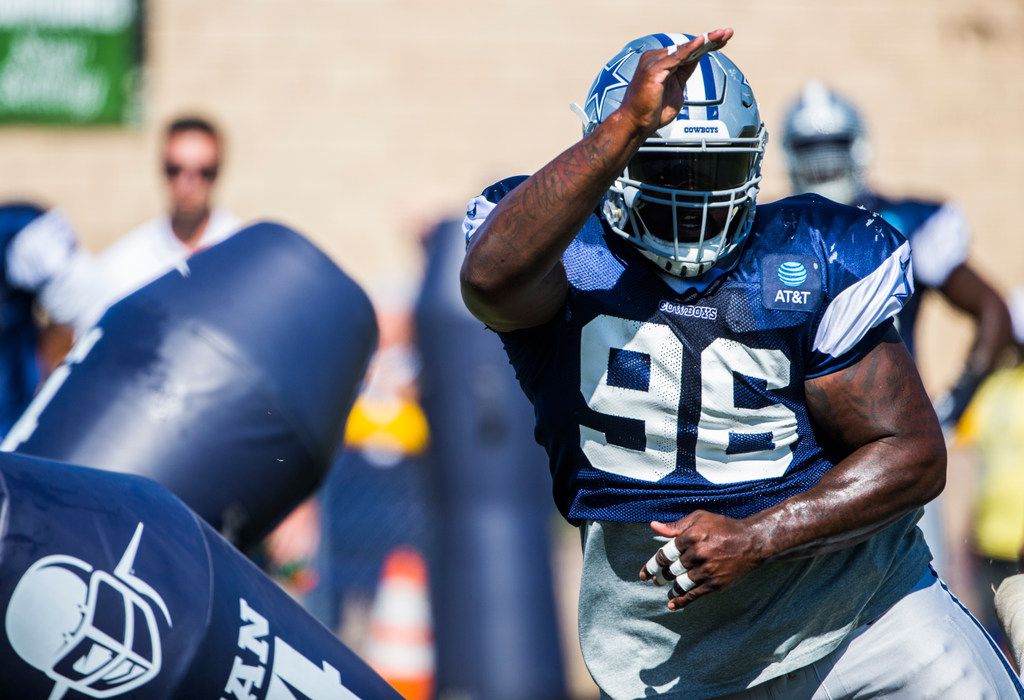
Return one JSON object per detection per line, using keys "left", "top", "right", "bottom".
{"left": 365, "top": 547, "right": 435, "bottom": 700}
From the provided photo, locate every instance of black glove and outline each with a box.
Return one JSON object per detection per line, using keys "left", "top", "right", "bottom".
{"left": 933, "top": 369, "right": 984, "bottom": 432}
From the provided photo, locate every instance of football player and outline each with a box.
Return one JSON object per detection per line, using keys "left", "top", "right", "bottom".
{"left": 783, "top": 81, "right": 1013, "bottom": 431}
{"left": 461, "top": 30, "right": 1022, "bottom": 697}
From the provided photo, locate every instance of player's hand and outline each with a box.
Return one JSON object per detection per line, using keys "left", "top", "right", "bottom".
{"left": 616, "top": 28, "right": 734, "bottom": 138}
{"left": 638, "top": 510, "right": 767, "bottom": 611}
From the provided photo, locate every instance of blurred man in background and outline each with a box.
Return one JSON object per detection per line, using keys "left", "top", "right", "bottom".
{"left": 0, "top": 204, "right": 95, "bottom": 436}
{"left": 782, "top": 82, "right": 1013, "bottom": 429}
{"left": 86, "top": 116, "right": 240, "bottom": 325}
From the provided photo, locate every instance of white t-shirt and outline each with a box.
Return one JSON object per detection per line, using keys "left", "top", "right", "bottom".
{"left": 84, "top": 208, "right": 241, "bottom": 328}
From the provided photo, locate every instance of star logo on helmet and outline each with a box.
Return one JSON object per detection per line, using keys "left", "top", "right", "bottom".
{"left": 585, "top": 51, "right": 635, "bottom": 121}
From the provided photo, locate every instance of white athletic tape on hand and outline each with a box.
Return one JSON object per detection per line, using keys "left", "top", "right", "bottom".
{"left": 646, "top": 539, "right": 680, "bottom": 581}
{"left": 671, "top": 573, "right": 696, "bottom": 597}
{"left": 669, "top": 559, "right": 687, "bottom": 577}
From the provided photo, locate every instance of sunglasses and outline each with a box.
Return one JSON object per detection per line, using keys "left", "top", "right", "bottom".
{"left": 163, "top": 162, "right": 219, "bottom": 181}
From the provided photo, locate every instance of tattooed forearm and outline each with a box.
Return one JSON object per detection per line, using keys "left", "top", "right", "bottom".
{"left": 461, "top": 111, "right": 647, "bottom": 331}
{"left": 747, "top": 330, "right": 946, "bottom": 561}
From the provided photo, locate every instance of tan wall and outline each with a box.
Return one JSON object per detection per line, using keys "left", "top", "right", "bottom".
{"left": 2, "top": 0, "right": 1023, "bottom": 389}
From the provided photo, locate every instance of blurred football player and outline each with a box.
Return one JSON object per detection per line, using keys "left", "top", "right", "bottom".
{"left": 461, "top": 30, "right": 1021, "bottom": 697}
{"left": 782, "top": 81, "right": 1012, "bottom": 431}
{"left": 0, "top": 204, "right": 95, "bottom": 436}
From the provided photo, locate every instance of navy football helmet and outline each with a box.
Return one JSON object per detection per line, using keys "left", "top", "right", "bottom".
{"left": 582, "top": 33, "right": 767, "bottom": 277}
{"left": 782, "top": 81, "right": 871, "bottom": 206}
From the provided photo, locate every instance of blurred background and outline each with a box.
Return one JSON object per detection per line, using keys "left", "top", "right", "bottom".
{"left": 3, "top": 0, "right": 1022, "bottom": 387}
{"left": 2, "top": 1, "right": 1024, "bottom": 698}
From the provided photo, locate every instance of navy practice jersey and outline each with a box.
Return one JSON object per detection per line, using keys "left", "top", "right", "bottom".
{"left": 0, "top": 204, "right": 45, "bottom": 436}
{"left": 465, "top": 179, "right": 914, "bottom": 524}
{"left": 857, "top": 193, "right": 969, "bottom": 357}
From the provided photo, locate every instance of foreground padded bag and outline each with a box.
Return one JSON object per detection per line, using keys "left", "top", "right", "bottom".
{"left": 0, "top": 451, "right": 401, "bottom": 699}
{"left": 3, "top": 222, "right": 377, "bottom": 549}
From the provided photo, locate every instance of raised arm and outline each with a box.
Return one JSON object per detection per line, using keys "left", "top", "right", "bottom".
{"left": 460, "top": 29, "right": 734, "bottom": 332}
{"left": 640, "top": 328, "right": 946, "bottom": 609}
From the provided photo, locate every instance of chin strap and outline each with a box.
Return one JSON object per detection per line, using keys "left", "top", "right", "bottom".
{"left": 638, "top": 248, "right": 715, "bottom": 278}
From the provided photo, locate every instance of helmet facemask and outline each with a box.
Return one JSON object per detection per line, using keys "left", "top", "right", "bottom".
{"left": 785, "top": 136, "right": 869, "bottom": 206}
{"left": 604, "top": 127, "right": 767, "bottom": 277}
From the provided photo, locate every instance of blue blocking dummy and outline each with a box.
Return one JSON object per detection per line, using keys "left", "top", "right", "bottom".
{"left": 415, "top": 220, "right": 567, "bottom": 700}
{"left": 0, "top": 450, "right": 401, "bottom": 699}
{"left": 0, "top": 203, "right": 47, "bottom": 436}
{"left": 2, "top": 222, "right": 377, "bottom": 549}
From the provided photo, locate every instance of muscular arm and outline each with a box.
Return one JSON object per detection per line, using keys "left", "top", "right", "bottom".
{"left": 460, "top": 30, "right": 734, "bottom": 332}
{"left": 753, "top": 327, "right": 945, "bottom": 559}
{"left": 642, "top": 328, "right": 946, "bottom": 609}
{"left": 932, "top": 263, "right": 1013, "bottom": 427}
{"left": 459, "top": 113, "right": 647, "bottom": 331}
{"left": 941, "top": 263, "right": 1012, "bottom": 376}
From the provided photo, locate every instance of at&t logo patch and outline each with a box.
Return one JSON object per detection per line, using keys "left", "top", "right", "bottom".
{"left": 762, "top": 254, "right": 821, "bottom": 312}
{"left": 777, "top": 261, "right": 808, "bottom": 287}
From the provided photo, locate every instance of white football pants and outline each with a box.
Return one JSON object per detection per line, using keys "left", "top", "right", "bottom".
{"left": 719, "top": 573, "right": 1022, "bottom": 699}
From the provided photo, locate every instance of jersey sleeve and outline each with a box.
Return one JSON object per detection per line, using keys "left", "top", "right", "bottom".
{"left": 6, "top": 208, "right": 77, "bottom": 293}
{"left": 907, "top": 202, "right": 970, "bottom": 288}
{"left": 463, "top": 175, "right": 559, "bottom": 397}
{"left": 807, "top": 214, "right": 914, "bottom": 378}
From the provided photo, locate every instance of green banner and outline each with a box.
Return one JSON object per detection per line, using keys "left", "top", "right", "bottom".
{"left": 0, "top": 0, "right": 142, "bottom": 125}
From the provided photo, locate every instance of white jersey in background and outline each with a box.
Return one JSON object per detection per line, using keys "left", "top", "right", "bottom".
{"left": 84, "top": 208, "right": 240, "bottom": 327}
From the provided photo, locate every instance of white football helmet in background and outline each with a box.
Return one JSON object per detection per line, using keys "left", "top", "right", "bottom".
{"left": 782, "top": 81, "right": 871, "bottom": 206}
